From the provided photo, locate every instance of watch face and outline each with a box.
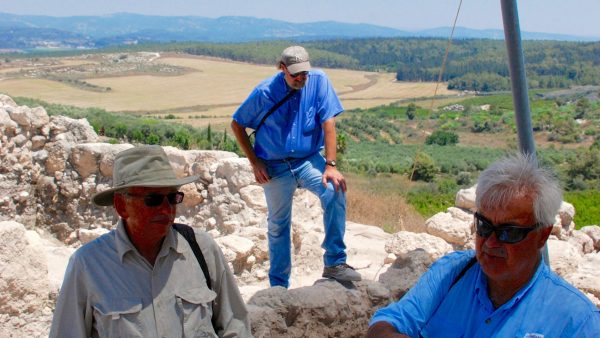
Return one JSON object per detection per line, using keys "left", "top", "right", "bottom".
{"left": 328, "top": 160, "right": 336, "bottom": 167}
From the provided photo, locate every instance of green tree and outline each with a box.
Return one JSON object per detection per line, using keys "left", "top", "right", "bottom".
{"left": 575, "top": 98, "right": 590, "bottom": 119}
{"left": 406, "top": 103, "right": 417, "bottom": 120}
{"left": 410, "top": 152, "right": 438, "bottom": 182}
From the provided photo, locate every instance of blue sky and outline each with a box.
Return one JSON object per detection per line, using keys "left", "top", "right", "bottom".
{"left": 2, "top": 0, "right": 599, "bottom": 38}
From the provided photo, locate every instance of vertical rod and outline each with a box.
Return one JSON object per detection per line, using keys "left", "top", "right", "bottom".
{"left": 501, "top": 0, "right": 536, "bottom": 158}
{"left": 500, "top": 0, "right": 549, "bottom": 264}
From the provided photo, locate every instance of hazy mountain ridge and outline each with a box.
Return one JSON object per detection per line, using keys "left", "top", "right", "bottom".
{"left": 1, "top": 12, "right": 597, "bottom": 51}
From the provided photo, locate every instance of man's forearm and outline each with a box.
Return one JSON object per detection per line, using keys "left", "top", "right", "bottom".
{"left": 322, "top": 118, "right": 337, "bottom": 162}
{"left": 231, "top": 120, "right": 259, "bottom": 165}
{"left": 366, "top": 322, "right": 411, "bottom": 338}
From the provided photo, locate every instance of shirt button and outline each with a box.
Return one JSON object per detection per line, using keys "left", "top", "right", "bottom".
{"left": 485, "top": 319, "right": 491, "bottom": 324}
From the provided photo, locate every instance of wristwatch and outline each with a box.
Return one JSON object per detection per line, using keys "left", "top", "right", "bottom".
{"left": 326, "top": 160, "right": 337, "bottom": 167}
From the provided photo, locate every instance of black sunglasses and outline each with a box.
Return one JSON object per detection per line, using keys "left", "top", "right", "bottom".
{"left": 474, "top": 212, "right": 541, "bottom": 244}
{"left": 290, "top": 70, "right": 308, "bottom": 78}
{"left": 123, "top": 191, "right": 184, "bottom": 207}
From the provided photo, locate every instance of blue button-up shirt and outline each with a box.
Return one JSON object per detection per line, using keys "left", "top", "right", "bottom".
{"left": 233, "top": 70, "right": 343, "bottom": 160}
{"left": 370, "top": 251, "right": 600, "bottom": 338}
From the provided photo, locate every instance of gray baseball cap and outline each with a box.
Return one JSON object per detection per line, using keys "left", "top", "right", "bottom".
{"left": 92, "top": 145, "right": 198, "bottom": 206}
{"left": 280, "top": 46, "right": 311, "bottom": 74}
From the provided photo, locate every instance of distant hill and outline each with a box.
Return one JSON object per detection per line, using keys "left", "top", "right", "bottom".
{"left": 1, "top": 12, "right": 598, "bottom": 51}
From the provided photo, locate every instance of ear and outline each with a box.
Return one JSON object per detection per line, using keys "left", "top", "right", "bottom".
{"left": 536, "top": 225, "right": 553, "bottom": 249}
{"left": 113, "top": 193, "right": 128, "bottom": 220}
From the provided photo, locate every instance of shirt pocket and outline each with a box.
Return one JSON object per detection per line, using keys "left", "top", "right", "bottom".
{"left": 175, "top": 287, "right": 218, "bottom": 338}
{"left": 303, "top": 106, "right": 318, "bottom": 133}
{"left": 93, "top": 297, "right": 143, "bottom": 338}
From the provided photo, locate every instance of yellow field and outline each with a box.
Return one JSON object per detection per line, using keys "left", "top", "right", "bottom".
{"left": 0, "top": 53, "right": 461, "bottom": 117}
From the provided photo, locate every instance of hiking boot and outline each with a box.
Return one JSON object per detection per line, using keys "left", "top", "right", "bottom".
{"left": 322, "top": 263, "right": 362, "bottom": 282}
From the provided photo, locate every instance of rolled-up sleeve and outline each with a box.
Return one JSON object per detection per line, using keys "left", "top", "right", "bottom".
{"left": 369, "top": 252, "right": 474, "bottom": 337}
{"left": 49, "top": 253, "right": 93, "bottom": 338}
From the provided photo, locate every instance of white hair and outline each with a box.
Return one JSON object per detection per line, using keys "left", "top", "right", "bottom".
{"left": 475, "top": 153, "right": 562, "bottom": 227}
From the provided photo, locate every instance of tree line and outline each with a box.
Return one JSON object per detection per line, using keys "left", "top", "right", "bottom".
{"left": 7, "top": 37, "right": 599, "bottom": 92}
{"left": 166, "top": 38, "right": 600, "bottom": 92}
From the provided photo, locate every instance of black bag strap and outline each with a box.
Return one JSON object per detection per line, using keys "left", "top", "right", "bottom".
{"left": 419, "top": 255, "right": 477, "bottom": 338}
{"left": 249, "top": 89, "right": 297, "bottom": 139}
{"left": 450, "top": 256, "right": 477, "bottom": 289}
{"left": 172, "top": 223, "right": 212, "bottom": 290}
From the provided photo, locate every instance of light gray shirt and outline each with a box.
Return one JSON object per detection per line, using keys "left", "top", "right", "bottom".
{"left": 49, "top": 221, "right": 252, "bottom": 338}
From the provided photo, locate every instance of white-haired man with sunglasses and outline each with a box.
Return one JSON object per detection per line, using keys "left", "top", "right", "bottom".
{"left": 231, "top": 45, "right": 360, "bottom": 288}
{"left": 367, "top": 153, "right": 599, "bottom": 337}
{"left": 50, "top": 145, "right": 252, "bottom": 338}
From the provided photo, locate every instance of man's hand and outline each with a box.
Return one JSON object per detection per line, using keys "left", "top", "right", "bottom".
{"left": 251, "top": 159, "right": 270, "bottom": 184}
{"left": 322, "top": 165, "right": 347, "bottom": 192}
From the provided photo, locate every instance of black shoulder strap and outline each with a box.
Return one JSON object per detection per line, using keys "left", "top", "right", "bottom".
{"left": 172, "top": 223, "right": 212, "bottom": 290}
{"left": 450, "top": 256, "right": 477, "bottom": 289}
{"left": 249, "top": 89, "right": 297, "bottom": 139}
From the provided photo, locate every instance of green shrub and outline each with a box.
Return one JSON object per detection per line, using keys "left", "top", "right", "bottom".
{"left": 456, "top": 171, "right": 472, "bottom": 186}
{"left": 564, "top": 190, "right": 600, "bottom": 228}
{"left": 406, "top": 191, "right": 454, "bottom": 218}
{"left": 564, "top": 149, "right": 600, "bottom": 189}
{"left": 436, "top": 178, "right": 458, "bottom": 194}
{"left": 426, "top": 130, "right": 459, "bottom": 146}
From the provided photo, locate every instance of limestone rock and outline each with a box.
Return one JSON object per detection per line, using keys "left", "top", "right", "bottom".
{"left": 378, "top": 250, "right": 434, "bottom": 299}
{"left": 425, "top": 209, "right": 472, "bottom": 246}
{"left": 558, "top": 201, "right": 575, "bottom": 227}
{"left": 239, "top": 185, "right": 267, "bottom": 213}
{"left": 385, "top": 231, "right": 453, "bottom": 263}
{"left": 548, "top": 239, "right": 582, "bottom": 277}
{"left": 216, "top": 157, "right": 255, "bottom": 191}
{"left": 568, "top": 230, "right": 595, "bottom": 255}
{"left": 455, "top": 185, "right": 476, "bottom": 212}
{"left": 78, "top": 227, "right": 110, "bottom": 244}
{"left": 0, "top": 221, "right": 52, "bottom": 336}
{"left": 248, "top": 280, "right": 387, "bottom": 338}
{"left": 180, "top": 183, "right": 203, "bottom": 207}
{"left": 70, "top": 143, "right": 115, "bottom": 179}
{"left": 564, "top": 252, "right": 600, "bottom": 304}
{"left": 0, "top": 94, "right": 17, "bottom": 108}
{"left": 580, "top": 226, "right": 600, "bottom": 250}
{"left": 0, "top": 107, "right": 18, "bottom": 136}
{"left": 49, "top": 115, "right": 98, "bottom": 144}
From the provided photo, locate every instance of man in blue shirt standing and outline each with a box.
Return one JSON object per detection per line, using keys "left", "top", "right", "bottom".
{"left": 231, "top": 45, "right": 361, "bottom": 288}
{"left": 367, "top": 153, "right": 600, "bottom": 337}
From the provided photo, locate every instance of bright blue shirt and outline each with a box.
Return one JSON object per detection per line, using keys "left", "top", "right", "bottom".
{"left": 232, "top": 70, "right": 343, "bottom": 160}
{"left": 370, "top": 251, "right": 600, "bottom": 338}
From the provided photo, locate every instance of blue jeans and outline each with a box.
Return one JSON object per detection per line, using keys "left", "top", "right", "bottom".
{"left": 263, "top": 152, "right": 347, "bottom": 287}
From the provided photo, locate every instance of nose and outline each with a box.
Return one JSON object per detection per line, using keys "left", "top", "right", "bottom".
{"left": 156, "top": 197, "right": 176, "bottom": 214}
{"left": 483, "top": 231, "right": 502, "bottom": 248}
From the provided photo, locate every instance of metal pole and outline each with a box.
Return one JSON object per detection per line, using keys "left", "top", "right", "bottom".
{"left": 500, "top": 0, "right": 549, "bottom": 264}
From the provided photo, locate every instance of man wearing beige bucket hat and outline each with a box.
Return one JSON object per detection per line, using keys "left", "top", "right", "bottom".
{"left": 50, "top": 145, "right": 251, "bottom": 337}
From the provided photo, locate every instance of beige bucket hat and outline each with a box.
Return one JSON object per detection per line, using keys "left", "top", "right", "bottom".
{"left": 92, "top": 145, "right": 198, "bottom": 206}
